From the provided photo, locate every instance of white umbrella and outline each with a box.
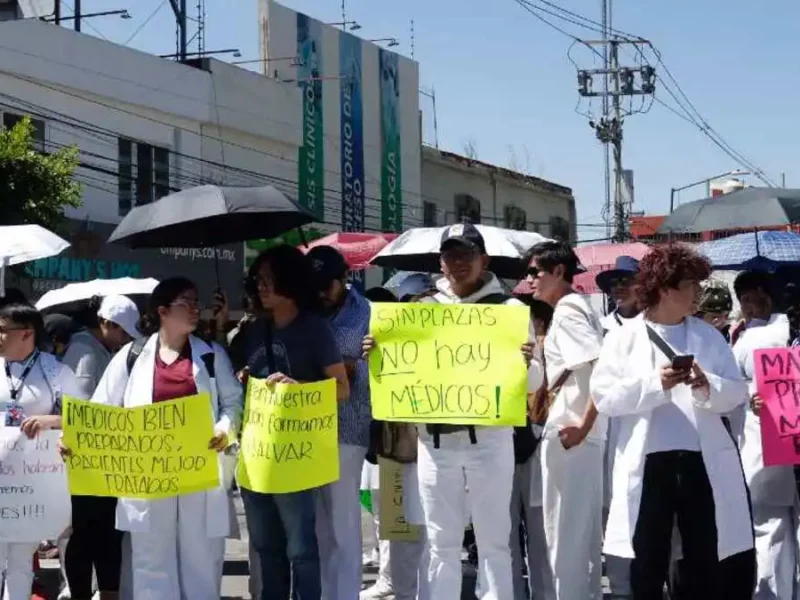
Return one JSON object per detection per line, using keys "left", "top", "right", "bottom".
{"left": 35, "top": 277, "right": 159, "bottom": 311}
{"left": 370, "top": 225, "right": 549, "bottom": 279}
{"left": 0, "top": 225, "right": 70, "bottom": 297}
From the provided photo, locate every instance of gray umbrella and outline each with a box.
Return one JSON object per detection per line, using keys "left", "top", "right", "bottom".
{"left": 658, "top": 187, "right": 800, "bottom": 234}
{"left": 108, "top": 184, "right": 316, "bottom": 247}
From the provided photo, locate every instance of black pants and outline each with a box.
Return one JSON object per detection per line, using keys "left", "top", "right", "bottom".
{"left": 64, "top": 495, "right": 123, "bottom": 598}
{"left": 632, "top": 451, "right": 754, "bottom": 600}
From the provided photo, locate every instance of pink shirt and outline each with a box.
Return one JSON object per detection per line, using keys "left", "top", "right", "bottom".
{"left": 152, "top": 344, "right": 197, "bottom": 403}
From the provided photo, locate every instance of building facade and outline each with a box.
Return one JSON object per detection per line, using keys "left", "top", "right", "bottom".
{"left": 420, "top": 147, "right": 576, "bottom": 240}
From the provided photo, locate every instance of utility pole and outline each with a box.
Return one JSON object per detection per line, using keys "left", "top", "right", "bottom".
{"left": 578, "top": 37, "right": 655, "bottom": 242}
{"left": 74, "top": 0, "right": 81, "bottom": 31}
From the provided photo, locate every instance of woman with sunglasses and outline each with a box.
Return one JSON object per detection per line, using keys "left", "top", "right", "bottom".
{"left": 84, "top": 277, "right": 243, "bottom": 600}
{"left": 0, "top": 302, "right": 81, "bottom": 600}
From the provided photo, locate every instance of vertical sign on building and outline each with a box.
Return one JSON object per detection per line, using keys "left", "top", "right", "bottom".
{"left": 296, "top": 14, "right": 325, "bottom": 220}
{"left": 339, "top": 32, "right": 365, "bottom": 234}
{"left": 379, "top": 49, "right": 402, "bottom": 232}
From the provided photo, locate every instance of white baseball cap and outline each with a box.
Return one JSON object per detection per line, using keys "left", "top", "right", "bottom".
{"left": 98, "top": 295, "right": 142, "bottom": 340}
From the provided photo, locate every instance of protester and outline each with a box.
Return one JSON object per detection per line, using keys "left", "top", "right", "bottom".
{"left": 43, "top": 314, "right": 81, "bottom": 358}
{"left": 525, "top": 240, "right": 605, "bottom": 600}
{"left": 595, "top": 255, "right": 641, "bottom": 600}
{"left": 509, "top": 297, "right": 555, "bottom": 600}
{"left": 239, "top": 245, "right": 349, "bottom": 600}
{"left": 60, "top": 295, "right": 141, "bottom": 600}
{"left": 360, "top": 278, "right": 431, "bottom": 600}
{"left": 728, "top": 271, "right": 794, "bottom": 599}
{"left": 590, "top": 244, "right": 755, "bottom": 599}
{"left": 308, "top": 246, "right": 373, "bottom": 600}
{"left": 0, "top": 303, "right": 80, "bottom": 600}
{"left": 364, "top": 223, "right": 536, "bottom": 600}
{"left": 78, "top": 277, "right": 243, "bottom": 600}
{"left": 695, "top": 279, "right": 734, "bottom": 342}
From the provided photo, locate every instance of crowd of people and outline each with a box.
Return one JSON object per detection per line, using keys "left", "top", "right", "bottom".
{"left": 2, "top": 221, "right": 799, "bottom": 599}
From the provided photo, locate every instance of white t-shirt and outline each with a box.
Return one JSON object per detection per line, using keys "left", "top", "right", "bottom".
{"left": 644, "top": 320, "right": 701, "bottom": 454}
{"left": 0, "top": 354, "right": 80, "bottom": 423}
{"left": 544, "top": 293, "right": 607, "bottom": 440}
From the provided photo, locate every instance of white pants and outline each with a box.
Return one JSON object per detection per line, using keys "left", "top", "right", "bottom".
{"left": 541, "top": 437, "right": 603, "bottom": 600}
{"left": 370, "top": 487, "right": 429, "bottom": 600}
{"left": 511, "top": 458, "right": 554, "bottom": 600}
{"left": 752, "top": 504, "right": 796, "bottom": 600}
{"left": 316, "top": 443, "right": 369, "bottom": 600}
{"left": 0, "top": 542, "right": 38, "bottom": 600}
{"left": 418, "top": 427, "right": 514, "bottom": 600}
{"left": 129, "top": 494, "right": 225, "bottom": 600}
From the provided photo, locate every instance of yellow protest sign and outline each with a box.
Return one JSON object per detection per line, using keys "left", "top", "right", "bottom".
{"left": 236, "top": 378, "right": 339, "bottom": 494}
{"left": 378, "top": 458, "right": 421, "bottom": 542}
{"left": 62, "top": 395, "right": 220, "bottom": 499}
{"left": 369, "top": 302, "right": 529, "bottom": 426}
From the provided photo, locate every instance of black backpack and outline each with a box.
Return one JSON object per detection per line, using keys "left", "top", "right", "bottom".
{"left": 126, "top": 337, "right": 215, "bottom": 378}
{"left": 426, "top": 293, "right": 537, "bottom": 460}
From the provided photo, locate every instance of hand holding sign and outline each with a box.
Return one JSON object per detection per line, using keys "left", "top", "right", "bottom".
{"left": 368, "top": 303, "right": 529, "bottom": 426}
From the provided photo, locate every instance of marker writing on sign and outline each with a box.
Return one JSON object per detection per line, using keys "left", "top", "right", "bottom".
{"left": 495, "top": 386, "right": 501, "bottom": 419}
{"left": 373, "top": 305, "right": 499, "bottom": 334}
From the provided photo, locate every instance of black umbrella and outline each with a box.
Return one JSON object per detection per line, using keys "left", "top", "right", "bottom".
{"left": 108, "top": 184, "right": 316, "bottom": 247}
{"left": 658, "top": 187, "right": 800, "bottom": 234}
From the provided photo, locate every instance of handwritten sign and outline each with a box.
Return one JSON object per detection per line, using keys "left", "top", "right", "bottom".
{"left": 62, "top": 395, "right": 220, "bottom": 499}
{"left": 236, "top": 378, "right": 339, "bottom": 494}
{"left": 368, "top": 302, "right": 529, "bottom": 426}
{"left": 754, "top": 348, "right": 800, "bottom": 465}
{"left": 0, "top": 429, "right": 70, "bottom": 542}
{"left": 378, "top": 458, "right": 421, "bottom": 542}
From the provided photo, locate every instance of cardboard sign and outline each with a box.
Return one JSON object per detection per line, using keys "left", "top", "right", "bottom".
{"left": 378, "top": 458, "right": 421, "bottom": 542}
{"left": 755, "top": 348, "right": 800, "bottom": 465}
{"left": 368, "top": 302, "right": 529, "bottom": 426}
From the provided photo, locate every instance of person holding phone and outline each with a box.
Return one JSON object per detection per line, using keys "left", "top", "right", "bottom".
{"left": 590, "top": 244, "right": 755, "bottom": 599}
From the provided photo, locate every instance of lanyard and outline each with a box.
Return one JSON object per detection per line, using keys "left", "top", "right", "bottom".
{"left": 614, "top": 312, "right": 623, "bottom": 326}
{"left": 5, "top": 351, "right": 39, "bottom": 402}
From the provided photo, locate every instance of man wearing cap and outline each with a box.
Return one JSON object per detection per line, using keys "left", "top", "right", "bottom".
{"left": 307, "top": 245, "right": 373, "bottom": 600}
{"left": 364, "top": 223, "right": 539, "bottom": 600}
{"left": 695, "top": 279, "right": 733, "bottom": 342}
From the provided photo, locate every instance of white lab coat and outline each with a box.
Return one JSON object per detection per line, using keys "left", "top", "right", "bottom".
{"left": 731, "top": 314, "right": 796, "bottom": 599}
{"left": 591, "top": 314, "right": 753, "bottom": 561}
{"left": 91, "top": 334, "right": 243, "bottom": 600}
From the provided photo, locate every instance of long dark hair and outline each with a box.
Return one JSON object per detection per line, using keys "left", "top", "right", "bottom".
{"left": 248, "top": 245, "right": 320, "bottom": 312}
{"left": 137, "top": 277, "right": 197, "bottom": 336}
{"left": 0, "top": 303, "right": 46, "bottom": 348}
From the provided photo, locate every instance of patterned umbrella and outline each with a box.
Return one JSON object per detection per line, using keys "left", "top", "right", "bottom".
{"left": 298, "top": 232, "right": 398, "bottom": 270}
{"left": 696, "top": 231, "right": 800, "bottom": 271}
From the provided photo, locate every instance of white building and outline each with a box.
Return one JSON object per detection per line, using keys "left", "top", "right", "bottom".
{"left": 0, "top": 16, "right": 302, "bottom": 297}
{"left": 420, "top": 147, "right": 576, "bottom": 241}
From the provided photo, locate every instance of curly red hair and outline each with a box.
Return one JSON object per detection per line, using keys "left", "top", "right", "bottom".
{"left": 634, "top": 243, "right": 711, "bottom": 309}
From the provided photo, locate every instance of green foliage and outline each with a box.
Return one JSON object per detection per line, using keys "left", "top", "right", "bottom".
{"left": 0, "top": 116, "right": 82, "bottom": 232}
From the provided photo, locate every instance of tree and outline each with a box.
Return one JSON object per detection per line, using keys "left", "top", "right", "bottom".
{"left": 0, "top": 116, "right": 82, "bottom": 231}
{"left": 462, "top": 138, "right": 478, "bottom": 160}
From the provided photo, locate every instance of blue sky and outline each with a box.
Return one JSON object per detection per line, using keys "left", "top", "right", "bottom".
{"left": 67, "top": 0, "right": 798, "bottom": 240}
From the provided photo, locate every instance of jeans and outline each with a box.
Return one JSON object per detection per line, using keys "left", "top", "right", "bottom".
{"left": 241, "top": 488, "right": 321, "bottom": 600}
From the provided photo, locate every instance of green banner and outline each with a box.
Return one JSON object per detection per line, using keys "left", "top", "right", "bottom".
{"left": 379, "top": 50, "right": 402, "bottom": 232}
{"left": 297, "top": 14, "right": 325, "bottom": 220}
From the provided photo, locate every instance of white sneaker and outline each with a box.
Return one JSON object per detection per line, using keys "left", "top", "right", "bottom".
{"left": 360, "top": 582, "right": 395, "bottom": 599}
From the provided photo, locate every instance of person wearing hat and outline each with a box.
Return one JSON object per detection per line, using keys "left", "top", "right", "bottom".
{"left": 363, "top": 222, "right": 538, "bottom": 600}
{"left": 307, "top": 245, "right": 374, "bottom": 600}
{"left": 596, "top": 256, "right": 641, "bottom": 334}
{"left": 695, "top": 279, "right": 733, "bottom": 342}
{"left": 60, "top": 294, "right": 141, "bottom": 600}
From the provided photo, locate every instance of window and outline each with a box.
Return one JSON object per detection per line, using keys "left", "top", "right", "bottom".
{"left": 423, "top": 201, "right": 438, "bottom": 226}
{"left": 504, "top": 205, "right": 527, "bottom": 230}
{"left": 454, "top": 194, "right": 481, "bottom": 224}
{"left": 3, "top": 113, "right": 45, "bottom": 152}
{"left": 118, "top": 138, "right": 170, "bottom": 215}
{"left": 549, "top": 216, "right": 571, "bottom": 242}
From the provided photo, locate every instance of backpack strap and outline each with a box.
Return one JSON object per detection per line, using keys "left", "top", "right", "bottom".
{"left": 126, "top": 337, "right": 149, "bottom": 375}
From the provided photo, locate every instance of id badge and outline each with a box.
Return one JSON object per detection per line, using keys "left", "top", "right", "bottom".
{"left": 5, "top": 403, "right": 24, "bottom": 427}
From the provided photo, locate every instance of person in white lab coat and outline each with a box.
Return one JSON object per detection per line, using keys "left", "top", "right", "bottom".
{"left": 0, "top": 302, "right": 80, "bottom": 600}
{"left": 83, "top": 277, "right": 244, "bottom": 600}
{"left": 363, "top": 223, "right": 537, "bottom": 600}
{"left": 525, "top": 240, "right": 606, "bottom": 600}
{"left": 595, "top": 255, "right": 641, "bottom": 600}
{"left": 729, "top": 270, "right": 794, "bottom": 600}
{"left": 590, "top": 244, "right": 755, "bottom": 599}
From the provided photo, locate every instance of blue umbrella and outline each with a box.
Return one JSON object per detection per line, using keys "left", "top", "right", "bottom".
{"left": 696, "top": 230, "right": 800, "bottom": 271}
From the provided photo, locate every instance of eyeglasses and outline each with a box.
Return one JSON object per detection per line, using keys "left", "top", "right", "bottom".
{"left": 526, "top": 266, "right": 542, "bottom": 279}
{"left": 441, "top": 247, "right": 478, "bottom": 261}
{"left": 170, "top": 299, "right": 202, "bottom": 311}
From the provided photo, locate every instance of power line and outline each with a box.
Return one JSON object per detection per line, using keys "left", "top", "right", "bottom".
{"left": 123, "top": 0, "right": 167, "bottom": 46}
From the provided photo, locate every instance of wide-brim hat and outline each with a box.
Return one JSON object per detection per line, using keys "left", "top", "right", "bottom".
{"left": 595, "top": 255, "right": 640, "bottom": 295}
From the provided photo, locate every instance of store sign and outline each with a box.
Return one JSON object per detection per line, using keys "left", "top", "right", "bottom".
{"left": 339, "top": 31, "right": 365, "bottom": 234}
{"left": 379, "top": 49, "right": 403, "bottom": 232}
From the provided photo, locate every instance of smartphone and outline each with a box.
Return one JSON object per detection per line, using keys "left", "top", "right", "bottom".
{"left": 672, "top": 354, "right": 695, "bottom": 371}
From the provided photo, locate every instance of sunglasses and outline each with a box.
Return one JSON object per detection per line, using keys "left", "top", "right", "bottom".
{"left": 526, "top": 266, "right": 543, "bottom": 279}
